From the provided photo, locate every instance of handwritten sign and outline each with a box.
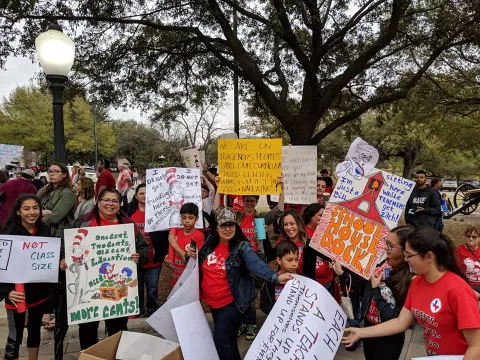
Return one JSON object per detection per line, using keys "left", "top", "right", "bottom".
{"left": 0, "top": 143, "right": 24, "bottom": 165}
{"left": 64, "top": 224, "right": 139, "bottom": 325}
{"left": 147, "top": 258, "right": 199, "bottom": 342}
{"left": 145, "top": 167, "right": 203, "bottom": 232}
{"left": 218, "top": 139, "right": 282, "bottom": 195}
{"left": 245, "top": 276, "right": 346, "bottom": 360}
{"left": 271, "top": 146, "right": 317, "bottom": 204}
{"left": 310, "top": 170, "right": 414, "bottom": 279}
{"left": 180, "top": 146, "right": 202, "bottom": 169}
{"left": 0, "top": 235, "right": 60, "bottom": 283}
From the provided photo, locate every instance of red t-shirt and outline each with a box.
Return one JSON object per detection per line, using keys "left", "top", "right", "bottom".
{"left": 240, "top": 214, "right": 259, "bottom": 252}
{"left": 456, "top": 245, "right": 480, "bottom": 287}
{"left": 95, "top": 170, "right": 116, "bottom": 198}
{"left": 201, "top": 243, "right": 234, "bottom": 309}
{"left": 171, "top": 229, "right": 205, "bottom": 287}
{"left": 404, "top": 271, "right": 480, "bottom": 356}
{"left": 315, "top": 257, "right": 333, "bottom": 285}
{"left": 90, "top": 217, "right": 119, "bottom": 227}
{"left": 130, "top": 209, "right": 161, "bottom": 268}
{"left": 306, "top": 225, "right": 315, "bottom": 239}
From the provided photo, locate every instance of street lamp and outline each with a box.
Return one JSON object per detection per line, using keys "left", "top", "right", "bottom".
{"left": 35, "top": 22, "right": 75, "bottom": 164}
{"left": 158, "top": 155, "right": 166, "bottom": 168}
{"left": 321, "top": 153, "right": 325, "bottom": 169}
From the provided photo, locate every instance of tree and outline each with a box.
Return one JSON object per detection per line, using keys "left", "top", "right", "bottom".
{"left": 1, "top": 1, "right": 479, "bottom": 145}
{"left": 0, "top": 85, "right": 116, "bottom": 164}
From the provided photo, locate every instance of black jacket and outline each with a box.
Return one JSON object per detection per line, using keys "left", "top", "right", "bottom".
{"left": 0, "top": 224, "right": 53, "bottom": 307}
{"left": 405, "top": 186, "right": 441, "bottom": 227}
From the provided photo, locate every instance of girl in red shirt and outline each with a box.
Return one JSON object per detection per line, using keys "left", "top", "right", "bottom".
{"left": 455, "top": 225, "right": 480, "bottom": 294}
{"left": 343, "top": 227, "right": 480, "bottom": 358}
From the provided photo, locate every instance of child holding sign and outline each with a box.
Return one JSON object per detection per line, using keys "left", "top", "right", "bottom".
{"left": 260, "top": 240, "right": 299, "bottom": 314}
{"left": 0, "top": 195, "right": 53, "bottom": 360}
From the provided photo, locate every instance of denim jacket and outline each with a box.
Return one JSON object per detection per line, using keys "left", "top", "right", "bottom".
{"left": 198, "top": 236, "right": 280, "bottom": 313}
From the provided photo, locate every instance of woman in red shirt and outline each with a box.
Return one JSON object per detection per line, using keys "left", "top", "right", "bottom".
{"left": 127, "top": 184, "right": 162, "bottom": 317}
{"left": 455, "top": 225, "right": 480, "bottom": 294}
{"left": 0, "top": 195, "right": 53, "bottom": 360}
{"left": 343, "top": 227, "right": 480, "bottom": 358}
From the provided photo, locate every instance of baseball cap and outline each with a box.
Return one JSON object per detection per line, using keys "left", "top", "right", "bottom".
{"left": 216, "top": 208, "right": 237, "bottom": 226}
{"left": 21, "top": 169, "right": 35, "bottom": 179}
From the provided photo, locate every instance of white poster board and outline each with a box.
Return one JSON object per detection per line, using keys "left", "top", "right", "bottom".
{"left": 413, "top": 357, "right": 463, "bottom": 360}
{"left": 271, "top": 146, "right": 317, "bottom": 204}
{"left": 172, "top": 301, "right": 219, "bottom": 360}
{"left": 145, "top": 167, "right": 203, "bottom": 232}
{"left": 147, "top": 258, "right": 199, "bottom": 342}
{"left": 64, "top": 224, "right": 139, "bottom": 325}
{"left": 0, "top": 143, "right": 24, "bottom": 165}
{"left": 245, "top": 276, "right": 347, "bottom": 360}
{"left": 0, "top": 235, "right": 60, "bottom": 283}
{"left": 180, "top": 146, "right": 202, "bottom": 169}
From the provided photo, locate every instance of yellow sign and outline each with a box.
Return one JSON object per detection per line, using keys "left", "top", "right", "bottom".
{"left": 218, "top": 139, "right": 282, "bottom": 195}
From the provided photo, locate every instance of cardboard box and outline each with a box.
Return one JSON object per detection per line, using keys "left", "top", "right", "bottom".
{"left": 78, "top": 331, "right": 184, "bottom": 360}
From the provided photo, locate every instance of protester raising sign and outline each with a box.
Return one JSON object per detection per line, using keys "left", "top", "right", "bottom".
{"left": 64, "top": 224, "right": 139, "bottom": 325}
{"left": 271, "top": 146, "right": 317, "bottom": 204}
{"left": 218, "top": 138, "right": 282, "bottom": 195}
{"left": 0, "top": 235, "right": 60, "bottom": 283}
{"left": 309, "top": 138, "right": 414, "bottom": 279}
{"left": 0, "top": 143, "right": 23, "bottom": 165}
{"left": 245, "top": 276, "right": 346, "bottom": 360}
{"left": 144, "top": 167, "right": 203, "bottom": 232}
{"left": 180, "top": 146, "right": 202, "bottom": 169}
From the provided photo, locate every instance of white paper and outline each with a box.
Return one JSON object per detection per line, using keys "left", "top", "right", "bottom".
{"left": 147, "top": 258, "right": 200, "bottom": 342}
{"left": 245, "top": 276, "right": 347, "bottom": 360}
{"left": 116, "top": 331, "right": 180, "bottom": 360}
{"left": 172, "top": 301, "right": 219, "bottom": 360}
{"left": 413, "top": 357, "right": 463, "bottom": 360}
{"left": 0, "top": 143, "right": 24, "bottom": 165}
{"left": 336, "top": 137, "right": 379, "bottom": 180}
{"left": 64, "top": 224, "right": 139, "bottom": 325}
{"left": 168, "top": 257, "right": 195, "bottom": 300}
{"left": 271, "top": 146, "right": 317, "bottom": 204}
{"left": 180, "top": 146, "right": 202, "bottom": 169}
{"left": 145, "top": 167, "right": 203, "bottom": 232}
{"left": 0, "top": 235, "right": 60, "bottom": 283}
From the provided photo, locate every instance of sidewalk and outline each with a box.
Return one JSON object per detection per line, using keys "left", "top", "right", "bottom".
{"left": 0, "top": 307, "right": 426, "bottom": 359}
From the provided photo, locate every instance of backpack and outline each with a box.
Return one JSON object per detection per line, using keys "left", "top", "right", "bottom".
{"left": 237, "top": 240, "right": 267, "bottom": 289}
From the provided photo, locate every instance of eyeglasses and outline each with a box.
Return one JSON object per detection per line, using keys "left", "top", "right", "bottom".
{"left": 48, "top": 170, "right": 62, "bottom": 174}
{"left": 465, "top": 235, "right": 478, "bottom": 240}
{"left": 404, "top": 252, "right": 420, "bottom": 259}
{"left": 386, "top": 241, "right": 402, "bottom": 250}
{"left": 219, "top": 223, "right": 235, "bottom": 229}
{"left": 100, "top": 198, "right": 120, "bottom": 204}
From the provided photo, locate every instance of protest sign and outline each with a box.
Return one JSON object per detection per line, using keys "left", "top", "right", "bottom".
{"left": 171, "top": 301, "right": 219, "bottom": 360}
{"left": 145, "top": 167, "right": 203, "bottom": 232}
{"left": 245, "top": 276, "right": 346, "bottom": 360}
{"left": 413, "top": 357, "right": 462, "bottom": 360}
{"left": 0, "top": 143, "right": 24, "bottom": 165}
{"left": 180, "top": 146, "right": 202, "bottom": 169}
{"left": 0, "top": 235, "right": 60, "bottom": 283}
{"left": 309, "top": 139, "right": 414, "bottom": 279}
{"left": 271, "top": 146, "right": 317, "bottom": 204}
{"left": 64, "top": 224, "right": 139, "bottom": 325}
{"left": 218, "top": 139, "right": 282, "bottom": 195}
{"left": 147, "top": 258, "right": 199, "bottom": 342}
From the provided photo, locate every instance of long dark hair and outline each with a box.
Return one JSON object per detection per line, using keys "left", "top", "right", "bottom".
{"left": 127, "top": 183, "right": 146, "bottom": 216}
{"left": 78, "top": 177, "right": 95, "bottom": 201}
{"left": 385, "top": 225, "right": 415, "bottom": 305}
{"left": 407, "top": 227, "right": 468, "bottom": 283}
{"left": 302, "top": 203, "right": 324, "bottom": 226}
{"left": 1, "top": 194, "right": 43, "bottom": 233}
{"left": 280, "top": 209, "right": 308, "bottom": 246}
{"left": 207, "top": 223, "right": 245, "bottom": 253}
{"left": 41, "top": 162, "right": 72, "bottom": 198}
{"left": 94, "top": 188, "right": 123, "bottom": 225}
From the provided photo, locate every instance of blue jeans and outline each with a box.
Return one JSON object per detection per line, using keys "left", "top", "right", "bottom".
{"left": 138, "top": 265, "right": 161, "bottom": 316}
{"left": 210, "top": 302, "right": 243, "bottom": 360}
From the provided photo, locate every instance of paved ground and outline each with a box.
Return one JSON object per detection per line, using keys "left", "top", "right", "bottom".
{"left": 0, "top": 305, "right": 426, "bottom": 360}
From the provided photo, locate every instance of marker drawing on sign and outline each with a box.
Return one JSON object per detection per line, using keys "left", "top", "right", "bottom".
{"left": 0, "top": 239, "right": 13, "bottom": 270}
{"left": 336, "top": 137, "right": 379, "bottom": 180}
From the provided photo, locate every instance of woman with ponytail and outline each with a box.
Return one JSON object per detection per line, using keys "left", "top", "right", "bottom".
{"left": 343, "top": 227, "right": 480, "bottom": 358}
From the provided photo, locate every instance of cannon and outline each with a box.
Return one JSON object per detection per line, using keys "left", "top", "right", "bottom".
{"left": 443, "top": 183, "right": 480, "bottom": 219}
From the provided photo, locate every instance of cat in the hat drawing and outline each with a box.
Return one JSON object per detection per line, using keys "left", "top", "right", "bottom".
{"left": 151, "top": 168, "right": 185, "bottom": 230}
{"left": 68, "top": 229, "right": 94, "bottom": 308}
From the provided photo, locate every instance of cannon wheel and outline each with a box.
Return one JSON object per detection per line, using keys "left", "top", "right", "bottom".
{"left": 454, "top": 184, "right": 479, "bottom": 215}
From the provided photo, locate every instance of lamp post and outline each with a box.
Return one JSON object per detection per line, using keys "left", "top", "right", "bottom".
{"left": 159, "top": 155, "right": 166, "bottom": 168}
{"left": 35, "top": 22, "right": 75, "bottom": 164}
{"left": 321, "top": 153, "right": 325, "bottom": 169}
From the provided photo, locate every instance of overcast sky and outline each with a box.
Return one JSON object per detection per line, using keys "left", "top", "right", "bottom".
{"left": 0, "top": 54, "right": 239, "bottom": 131}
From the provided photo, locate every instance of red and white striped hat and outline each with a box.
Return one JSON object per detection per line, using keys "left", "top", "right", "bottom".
{"left": 165, "top": 168, "right": 177, "bottom": 186}
{"left": 73, "top": 228, "right": 88, "bottom": 246}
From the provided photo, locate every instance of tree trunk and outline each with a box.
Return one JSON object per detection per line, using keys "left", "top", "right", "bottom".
{"left": 402, "top": 144, "right": 419, "bottom": 179}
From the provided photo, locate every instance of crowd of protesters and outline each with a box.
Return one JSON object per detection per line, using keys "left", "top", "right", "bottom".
{"left": 0, "top": 159, "right": 480, "bottom": 360}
